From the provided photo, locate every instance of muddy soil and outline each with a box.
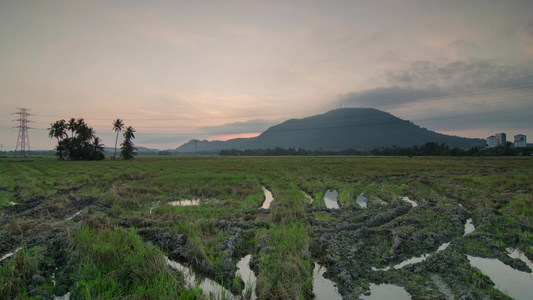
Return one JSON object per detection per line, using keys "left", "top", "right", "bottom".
{"left": 1, "top": 180, "right": 532, "bottom": 299}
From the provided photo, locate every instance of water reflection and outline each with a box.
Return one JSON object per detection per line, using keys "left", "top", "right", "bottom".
{"left": 401, "top": 196, "right": 418, "bottom": 207}
{"left": 463, "top": 218, "right": 475, "bottom": 236}
{"left": 372, "top": 242, "right": 450, "bottom": 271}
{"left": 166, "top": 257, "right": 234, "bottom": 298}
{"left": 169, "top": 199, "right": 200, "bottom": 206}
{"left": 262, "top": 187, "right": 274, "bottom": 209}
{"left": 237, "top": 255, "right": 257, "bottom": 299}
{"left": 313, "top": 262, "right": 342, "bottom": 299}
{"left": 507, "top": 248, "right": 533, "bottom": 270}
{"left": 360, "top": 284, "right": 411, "bottom": 300}
{"left": 324, "top": 190, "right": 339, "bottom": 209}
{"left": 467, "top": 254, "right": 533, "bottom": 300}
{"left": 356, "top": 194, "right": 367, "bottom": 208}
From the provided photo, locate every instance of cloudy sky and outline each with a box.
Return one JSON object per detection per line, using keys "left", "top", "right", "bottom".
{"left": 1, "top": 0, "right": 532, "bottom": 151}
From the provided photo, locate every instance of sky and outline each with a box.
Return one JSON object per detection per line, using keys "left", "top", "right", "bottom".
{"left": 1, "top": 0, "right": 532, "bottom": 151}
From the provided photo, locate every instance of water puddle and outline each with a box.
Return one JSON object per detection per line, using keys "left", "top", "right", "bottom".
{"left": 236, "top": 255, "right": 257, "bottom": 299}
{"left": 463, "top": 218, "right": 475, "bottom": 236}
{"left": 324, "top": 190, "right": 339, "bottom": 209}
{"left": 66, "top": 210, "right": 82, "bottom": 221}
{"left": 9, "top": 201, "right": 17, "bottom": 206}
{"left": 372, "top": 243, "right": 451, "bottom": 271}
{"left": 507, "top": 248, "right": 533, "bottom": 270}
{"left": 356, "top": 194, "right": 367, "bottom": 208}
{"left": 401, "top": 196, "right": 418, "bottom": 207}
{"left": 169, "top": 199, "right": 200, "bottom": 207}
{"left": 393, "top": 243, "right": 450, "bottom": 269}
{"left": 467, "top": 253, "right": 533, "bottom": 300}
{"left": 261, "top": 187, "right": 274, "bottom": 209}
{"left": 0, "top": 247, "right": 22, "bottom": 262}
{"left": 313, "top": 262, "right": 342, "bottom": 299}
{"left": 166, "top": 257, "right": 234, "bottom": 298}
{"left": 360, "top": 284, "right": 411, "bottom": 299}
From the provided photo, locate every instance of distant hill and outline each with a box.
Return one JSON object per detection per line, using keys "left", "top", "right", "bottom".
{"left": 176, "top": 108, "right": 486, "bottom": 152}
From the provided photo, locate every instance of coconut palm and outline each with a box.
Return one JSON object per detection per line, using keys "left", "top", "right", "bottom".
{"left": 121, "top": 126, "right": 136, "bottom": 160}
{"left": 112, "top": 119, "right": 125, "bottom": 159}
{"left": 91, "top": 136, "right": 105, "bottom": 160}
{"left": 66, "top": 118, "right": 77, "bottom": 138}
{"left": 48, "top": 119, "right": 67, "bottom": 160}
{"left": 123, "top": 126, "right": 135, "bottom": 140}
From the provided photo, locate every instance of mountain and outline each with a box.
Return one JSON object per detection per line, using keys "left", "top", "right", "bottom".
{"left": 176, "top": 108, "right": 486, "bottom": 152}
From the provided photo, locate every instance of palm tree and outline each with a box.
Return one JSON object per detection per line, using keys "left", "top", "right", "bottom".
{"left": 91, "top": 136, "right": 105, "bottom": 160}
{"left": 123, "top": 126, "right": 135, "bottom": 141}
{"left": 121, "top": 126, "right": 136, "bottom": 160}
{"left": 48, "top": 119, "right": 67, "bottom": 160}
{"left": 66, "top": 118, "right": 76, "bottom": 138}
{"left": 112, "top": 119, "right": 125, "bottom": 159}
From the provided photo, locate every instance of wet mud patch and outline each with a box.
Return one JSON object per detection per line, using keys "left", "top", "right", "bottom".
{"left": 137, "top": 220, "right": 258, "bottom": 296}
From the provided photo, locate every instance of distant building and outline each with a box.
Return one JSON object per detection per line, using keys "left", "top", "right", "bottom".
{"left": 486, "top": 135, "right": 496, "bottom": 148}
{"left": 514, "top": 134, "right": 527, "bottom": 148}
{"left": 495, "top": 133, "right": 506, "bottom": 147}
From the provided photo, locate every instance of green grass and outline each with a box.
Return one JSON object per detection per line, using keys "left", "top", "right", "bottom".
{"left": 0, "top": 244, "right": 41, "bottom": 299}
{"left": 1, "top": 156, "right": 532, "bottom": 298}
{"left": 71, "top": 222, "right": 202, "bottom": 299}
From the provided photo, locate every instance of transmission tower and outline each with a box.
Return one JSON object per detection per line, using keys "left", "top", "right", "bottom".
{"left": 13, "top": 107, "right": 32, "bottom": 157}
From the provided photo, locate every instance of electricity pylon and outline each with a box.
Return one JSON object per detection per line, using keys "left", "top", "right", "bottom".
{"left": 13, "top": 107, "right": 32, "bottom": 157}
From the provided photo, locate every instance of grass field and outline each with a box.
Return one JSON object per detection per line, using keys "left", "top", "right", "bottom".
{"left": 1, "top": 156, "right": 532, "bottom": 299}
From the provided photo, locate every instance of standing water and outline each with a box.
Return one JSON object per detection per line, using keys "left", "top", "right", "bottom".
{"left": 169, "top": 199, "right": 200, "bottom": 206}
{"left": 313, "top": 262, "right": 342, "bottom": 299}
{"left": 356, "top": 194, "right": 367, "bottom": 208}
{"left": 360, "top": 284, "right": 411, "bottom": 300}
{"left": 324, "top": 190, "right": 339, "bottom": 209}
{"left": 261, "top": 187, "right": 274, "bottom": 209}
{"left": 463, "top": 218, "right": 475, "bottom": 236}
{"left": 236, "top": 255, "right": 257, "bottom": 299}
{"left": 166, "top": 257, "right": 234, "bottom": 298}
{"left": 467, "top": 252, "right": 533, "bottom": 300}
{"left": 401, "top": 196, "right": 418, "bottom": 207}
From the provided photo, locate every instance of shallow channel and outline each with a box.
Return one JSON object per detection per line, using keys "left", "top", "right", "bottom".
{"left": 236, "top": 255, "right": 257, "bottom": 300}
{"left": 372, "top": 242, "right": 451, "bottom": 271}
{"left": 313, "top": 262, "right": 342, "bottom": 299}
{"left": 323, "top": 190, "right": 339, "bottom": 209}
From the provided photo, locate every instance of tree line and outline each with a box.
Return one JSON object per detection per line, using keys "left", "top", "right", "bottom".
{"left": 218, "top": 142, "right": 532, "bottom": 156}
{"left": 48, "top": 118, "right": 136, "bottom": 160}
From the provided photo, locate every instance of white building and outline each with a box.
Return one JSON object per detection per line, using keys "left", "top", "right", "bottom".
{"left": 514, "top": 134, "right": 527, "bottom": 148}
{"left": 495, "top": 133, "right": 506, "bottom": 147}
{"left": 486, "top": 135, "right": 496, "bottom": 148}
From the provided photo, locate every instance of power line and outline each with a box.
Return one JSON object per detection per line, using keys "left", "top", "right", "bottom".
{"left": 13, "top": 107, "right": 32, "bottom": 157}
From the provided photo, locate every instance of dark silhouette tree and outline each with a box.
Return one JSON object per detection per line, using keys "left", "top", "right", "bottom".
{"left": 67, "top": 118, "right": 77, "bottom": 138}
{"left": 91, "top": 136, "right": 105, "bottom": 160}
{"left": 48, "top": 119, "right": 68, "bottom": 160}
{"left": 49, "top": 118, "right": 105, "bottom": 160}
{"left": 120, "top": 126, "right": 137, "bottom": 160}
{"left": 112, "top": 118, "right": 125, "bottom": 159}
